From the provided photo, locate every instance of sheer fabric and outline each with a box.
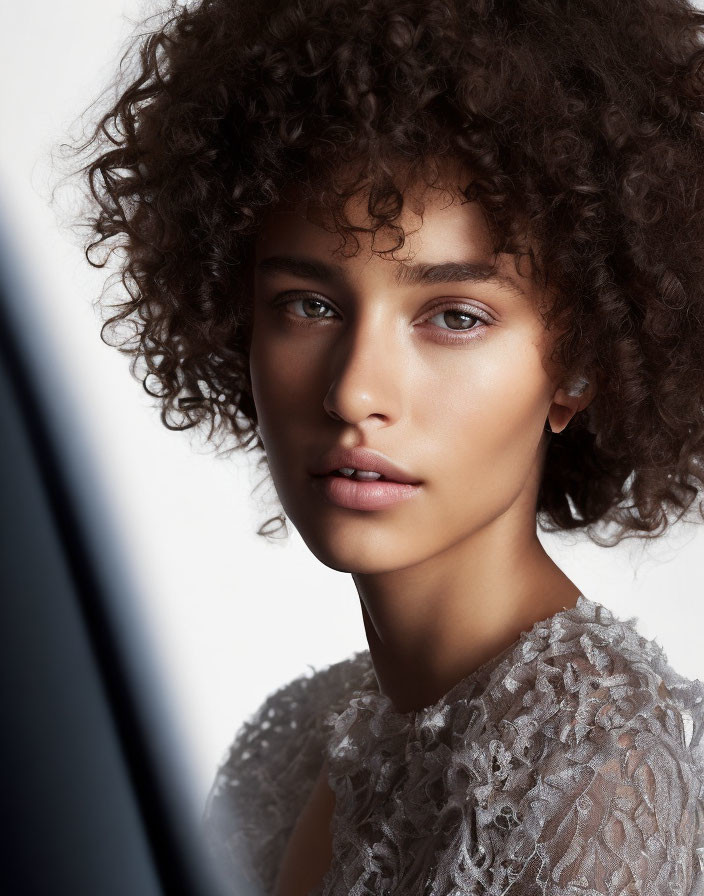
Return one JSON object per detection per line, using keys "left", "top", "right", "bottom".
{"left": 203, "top": 596, "right": 704, "bottom": 895}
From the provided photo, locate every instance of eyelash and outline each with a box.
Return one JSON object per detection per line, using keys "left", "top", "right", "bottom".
{"left": 274, "top": 291, "right": 492, "bottom": 344}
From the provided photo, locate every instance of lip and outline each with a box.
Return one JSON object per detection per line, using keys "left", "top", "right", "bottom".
{"left": 310, "top": 473, "right": 422, "bottom": 511}
{"left": 309, "top": 446, "right": 422, "bottom": 484}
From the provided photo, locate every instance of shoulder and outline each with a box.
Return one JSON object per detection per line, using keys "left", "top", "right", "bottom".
{"left": 489, "top": 595, "right": 704, "bottom": 753}
{"left": 202, "top": 650, "right": 371, "bottom": 894}
{"left": 479, "top": 597, "right": 704, "bottom": 894}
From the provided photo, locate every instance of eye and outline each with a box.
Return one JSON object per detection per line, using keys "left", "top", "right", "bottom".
{"left": 277, "top": 293, "right": 338, "bottom": 320}
{"left": 423, "top": 303, "right": 492, "bottom": 343}
{"left": 426, "top": 306, "right": 485, "bottom": 332}
{"left": 274, "top": 292, "right": 492, "bottom": 342}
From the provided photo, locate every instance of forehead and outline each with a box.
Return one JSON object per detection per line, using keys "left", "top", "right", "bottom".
{"left": 258, "top": 191, "right": 491, "bottom": 262}
{"left": 254, "top": 166, "right": 538, "bottom": 301}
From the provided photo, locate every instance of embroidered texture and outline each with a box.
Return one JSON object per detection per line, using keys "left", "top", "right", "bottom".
{"left": 203, "top": 596, "right": 704, "bottom": 895}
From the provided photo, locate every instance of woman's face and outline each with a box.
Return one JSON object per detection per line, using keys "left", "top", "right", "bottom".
{"left": 249, "top": 164, "right": 563, "bottom": 574}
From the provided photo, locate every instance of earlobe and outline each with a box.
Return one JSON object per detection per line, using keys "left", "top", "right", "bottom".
{"left": 546, "top": 398, "right": 577, "bottom": 434}
{"left": 546, "top": 376, "right": 596, "bottom": 434}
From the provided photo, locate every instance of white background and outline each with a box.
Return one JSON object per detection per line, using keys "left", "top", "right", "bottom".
{"left": 2, "top": 0, "right": 703, "bottom": 812}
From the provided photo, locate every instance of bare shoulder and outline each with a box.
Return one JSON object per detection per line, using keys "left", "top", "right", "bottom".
{"left": 273, "top": 757, "right": 336, "bottom": 896}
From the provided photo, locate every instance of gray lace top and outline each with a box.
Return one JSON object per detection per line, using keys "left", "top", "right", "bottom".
{"left": 203, "top": 595, "right": 704, "bottom": 895}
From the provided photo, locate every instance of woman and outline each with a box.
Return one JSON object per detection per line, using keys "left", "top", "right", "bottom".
{"left": 73, "top": 0, "right": 704, "bottom": 892}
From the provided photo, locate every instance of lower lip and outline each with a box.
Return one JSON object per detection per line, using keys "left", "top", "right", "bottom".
{"left": 310, "top": 474, "right": 422, "bottom": 511}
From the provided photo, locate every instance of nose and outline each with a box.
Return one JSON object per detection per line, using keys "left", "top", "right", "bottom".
{"left": 322, "top": 313, "right": 402, "bottom": 427}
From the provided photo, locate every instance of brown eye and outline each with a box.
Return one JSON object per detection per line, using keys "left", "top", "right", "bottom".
{"left": 424, "top": 303, "right": 492, "bottom": 340}
{"left": 278, "top": 292, "right": 337, "bottom": 319}
{"left": 298, "top": 297, "right": 332, "bottom": 318}
{"left": 429, "top": 309, "right": 481, "bottom": 331}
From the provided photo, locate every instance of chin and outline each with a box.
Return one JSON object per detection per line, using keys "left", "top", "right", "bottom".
{"left": 291, "top": 521, "right": 422, "bottom": 575}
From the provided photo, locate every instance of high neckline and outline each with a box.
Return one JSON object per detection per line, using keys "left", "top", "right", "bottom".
{"left": 314, "top": 592, "right": 704, "bottom": 896}
{"left": 351, "top": 593, "right": 594, "bottom": 720}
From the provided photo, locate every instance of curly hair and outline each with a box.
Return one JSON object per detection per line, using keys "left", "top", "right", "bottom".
{"left": 67, "top": 0, "right": 704, "bottom": 544}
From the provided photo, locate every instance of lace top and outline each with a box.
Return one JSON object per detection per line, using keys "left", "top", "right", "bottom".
{"left": 203, "top": 595, "right": 704, "bottom": 895}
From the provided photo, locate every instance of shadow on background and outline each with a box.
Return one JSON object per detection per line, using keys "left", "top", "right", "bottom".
{"left": 0, "top": 206, "right": 255, "bottom": 896}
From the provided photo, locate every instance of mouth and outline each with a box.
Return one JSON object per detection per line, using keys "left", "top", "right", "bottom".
{"left": 313, "top": 470, "right": 394, "bottom": 482}
{"left": 309, "top": 445, "right": 423, "bottom": 487}
{"left": 309, "top": 471, "right": 423, "bottom": 511}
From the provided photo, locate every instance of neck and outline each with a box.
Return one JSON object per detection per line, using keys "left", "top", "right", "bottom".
{"left": 353, "top": 521, "right": 580, "bottom": 714}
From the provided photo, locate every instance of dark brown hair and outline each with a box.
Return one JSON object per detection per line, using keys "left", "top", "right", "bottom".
{"left": 68, "top": 0, "right": 704, "bottom": 544}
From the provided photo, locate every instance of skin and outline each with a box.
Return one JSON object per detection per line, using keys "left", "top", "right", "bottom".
{"left": 248, "top": 157, "right": 596, "bottom": 715}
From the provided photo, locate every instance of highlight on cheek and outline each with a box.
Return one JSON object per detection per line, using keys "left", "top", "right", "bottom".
{"left": 272, "top": 291, "right": 493, "bottom": 344}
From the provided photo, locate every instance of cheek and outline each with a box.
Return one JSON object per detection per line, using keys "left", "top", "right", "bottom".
{"left": 248, "top": 325, "right": 283, "bottom": 435}
{"left": 248, "top": 320, "right": 317, "bottom": 450}
{"left": 250, "top": 309, "right": 313, "bottom": 388}
{"left": 419, "top": 340, "right": 549, "bottom": 481}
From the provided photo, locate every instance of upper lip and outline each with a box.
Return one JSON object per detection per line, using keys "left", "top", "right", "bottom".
{"left": 310, "top": 446, "right": 422, "bottom": 484}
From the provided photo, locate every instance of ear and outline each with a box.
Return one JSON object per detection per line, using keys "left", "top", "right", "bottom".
{"left": 546, "top": 376, "right": 597, "bottom": 434}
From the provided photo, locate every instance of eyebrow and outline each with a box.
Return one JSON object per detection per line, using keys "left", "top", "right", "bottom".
{"left": 256, "top": 254, "right": 525, "bottom": 297}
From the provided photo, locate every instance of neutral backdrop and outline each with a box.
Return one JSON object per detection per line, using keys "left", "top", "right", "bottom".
{"left": 2, "top": 0, "right": 703, "bottom": 815}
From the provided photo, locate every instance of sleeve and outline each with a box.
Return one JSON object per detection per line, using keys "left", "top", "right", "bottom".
{"left": 201, "top": 653, "right": 369, "bottom": 896}
{"left": 495, "top": 680, "right": 704, "bottom": 896}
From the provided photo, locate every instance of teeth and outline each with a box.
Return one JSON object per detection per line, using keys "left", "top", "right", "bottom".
{"left": 336, "top": 468, "right": 383, "bottom": 480}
